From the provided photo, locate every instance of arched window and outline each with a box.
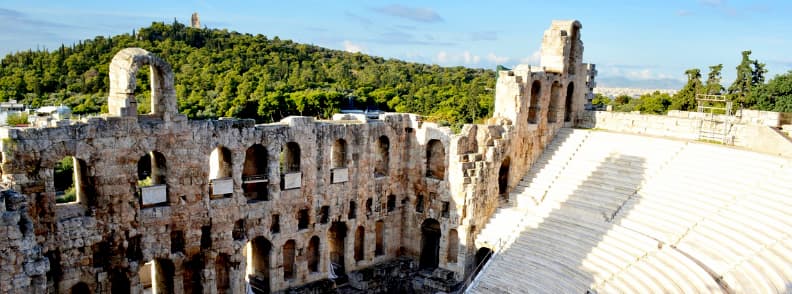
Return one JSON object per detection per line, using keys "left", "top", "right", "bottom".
{"left": 498, "top": 157, "right": 511, "bottom": 197}
{"left": 548, "top": 81, "right": 562, "bottom": 123}
{"left": 447, "top": 229, "right": 459, "bottom": 263}
{"left": 375, "top": 221, "right": 385, "bottom": 256}
{"left": 565, "top": 82, "right": 575, "bottom": 122}
{"left": 354, "top": 226, "right": 365, "bottom": 262}
{"left": 280, "top": 142, "right": 301, "bottom": 173}
{"left": 209, "top": 146, "right": 233, "bottom": 198}
{"left": 332, "top": 139, "right": 347, "bottom": 168}
{"left": 280, "top": 142, "right": 301, "bottom": 190}
{"left": 246, "top": 237, "right": 272, "bottom": 293}
{"left": 137, "top": 151, "right": 167, "bottom": 206}
{"left": 374, "top": 136, "right": 389, "bottom": 176}
{"left": 108, "top": 48, "right": 177, "bottom": 118}
{"left": 420, "top": 219, "right": 441, "bottom": 269}
{"left": 307, "top": 236, "right": 320, "bottom": 273}
{"left": 54, "top": 156, "right": 93, "bottom": 206}
{"left": 216, "top": 254, "right": 231, "bottom": 294}
{"left": 283, "top": 240, "right": 296, "bottom": 280}
{"left": 425, "top": 139, "right": 446, "bottom": 179}
{"left": 528, "top": 80, "right": 542, "bottom": 124}
{"left": 328, "top": 222, "right": 348, "bottom": 274}
{"left": 243, "top": 144, "right": 269, "bottom": 201}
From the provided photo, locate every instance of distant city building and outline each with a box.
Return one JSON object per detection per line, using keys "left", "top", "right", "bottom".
{"left": 32, "top": 105, "right": 71, "bottom": 127}
{"left": 0, "top": 100, "right": 27, "bottom": 126}
{"left": 594, "top": 87, "right": 676, "bottom": 98}
{"left": 191, "top": 12, "right": 201, "bottom": 28}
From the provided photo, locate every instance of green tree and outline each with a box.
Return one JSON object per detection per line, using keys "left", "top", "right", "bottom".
{"left": 703, "top": 64, "right": 724, "bottom": 95}
{"left": 671, "top": 68, "right": 702, "bottom": 111}
{"left": 5, "top": 113, "right": 29, "bottom": 125}
{"left": 749, "top": 71, "right": 792, "bottom": 112}
{"left": 591, "top": 93, "right": 610, "bottom": 108}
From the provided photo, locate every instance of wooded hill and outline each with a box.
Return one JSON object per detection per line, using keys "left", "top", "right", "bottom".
{"left": 0, "top": 21, "right": 496, "bottom": 128}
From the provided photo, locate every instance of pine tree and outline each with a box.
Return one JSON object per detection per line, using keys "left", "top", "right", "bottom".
{"left": 671, "top": 68, "right": 702, "bottom": 111}
{"left": 703, "top": 64, "right": 724, "bottom": 95}
{"left": 728, "top": 51, "right": 755, "bottom": 106}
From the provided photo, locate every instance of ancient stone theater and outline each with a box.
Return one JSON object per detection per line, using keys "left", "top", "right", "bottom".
{"left": 1, "top": 20, "right": 790, "bottom": 294}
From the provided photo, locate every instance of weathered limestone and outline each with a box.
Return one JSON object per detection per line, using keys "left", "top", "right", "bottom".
{"left": 0, "top": 21, "right": 593, "bottom": 293}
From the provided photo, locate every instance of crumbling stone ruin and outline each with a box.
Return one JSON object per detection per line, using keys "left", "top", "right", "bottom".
{"left": 0, "top": 20, "right": 592, "bottom": 293}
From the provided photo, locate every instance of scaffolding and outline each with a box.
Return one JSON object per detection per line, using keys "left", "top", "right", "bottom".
{"left": 696, "top": 94, "right": 733, "bottom": 144}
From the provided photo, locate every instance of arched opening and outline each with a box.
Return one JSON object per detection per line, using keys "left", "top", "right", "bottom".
{"left": 348, "top": 201, "right": 357, "bottom": 219}
{"left": 110, "top": 271, "right": 130, "bottom": 294}
{"left": 331, "top": 139, "right": 347, "bottom": 168}
{"left": 137, "top": 151, "right": 167, "bottom": 206}
{"left": 183, "top": 255, "right": 204, "bottom": 294}
{"left": 474, "top": 247, "right": 494, "bottom": 276}
{"left": 282, "top": 240, "right": 296, "bottom": 280}
{"left": 425, "top": 139, "right": 446, "bottom": 179}
{"left": 216, "top": 253, "right": 231, "bottom": 294}
{"left": 498, "top": 157, "right": 511, "bottom": 197}
{"left": 280, "top": 142, "right": 301, "bottom": 190}
{"left": 280, "top": 142, "right": 300, "bottom": 173}
{"left": 54, "top": 156, "right": 92, "bottom": 205}
{"left": 565, "top": 82, "right": 575, "bottom": 122}
{"left": 420, "top": 219, "right": 441, "bottom": 269}
{"left": 307, "top": 236, "right": 320, "bottom": 273}
{"left": 209, "top": 146, "right": 233, "bottom": 198}
{"left": 354, "top": 226, "right": 365, "bottom": 262}
{"left": 447, "top": 229, "right": 459, "bottom": 263}
{"left": 138, "top": 259, "right": 175, "bottom": 294}
{"left": 108, "top": 48, "right": 177, "bottom": 118}
{"left": 243, "top": 144, "right": 269, "bottom": 201}
{"left": 328, "top": 222, "right": 348, "bottom": 274}
{"left": 331, "top": 139, "right": 349, "bottom": 183}
{"left": 387, "top": 195, "right": 396, "bottom": 212}
{"left": 374, "top": 136, "right": 389, "bottom": 177}
{"left": 528, "top": 80, "right": 542, "bottom": 124}
{"left": 71, "top": 282, "right": 91, "bottom": 294}
{"left": 246, "top": 236, "right": 272, "bottom": 293}
{"left": 548, "top": 81, "right": 562, "bottom": 123}
{"left": 365, "top": 198, "right": 373, "bottom": 216}
{"left": 375, "top": 220, "right": 385, "bottom": 256}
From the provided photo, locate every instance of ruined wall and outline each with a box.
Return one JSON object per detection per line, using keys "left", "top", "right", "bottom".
{"left": 0, "top": 19, "right": 593, "bottom": 293}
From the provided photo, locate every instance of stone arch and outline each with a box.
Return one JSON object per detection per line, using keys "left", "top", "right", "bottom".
{"left": 331, "top": 139, "right": 347, "bottom": 168}
{"left": 209, "top": 146, "right": 233, "bottom": 180}
{"left": 354, "top": 226, "right": 365, "bottom": 262}
{"left": 280, "top": 142, "right": 301, "bottom": 174}
{"left": 375, "top": 220, "right": 385, "bottom": 256}
{"left": 498, "top": 156, "right": 511, "bottom": 196}
{"left": 548, "top": 81, "right": 562, "bottom": 123}
{"left": 420, "top": 218, "right": 441, "bottom": 269}
{"left": 138, "top": 259, "right": 175, "bottom": 294}
{"left": 374, "top": 136, "right": 389, "bottom": 176}
{"left": 70, "top": 282, "right": 91, "bottom": 294}
{"left": 307, "top": 236, "right": 320, "bottom": 273}
{"left": 109, "top": 48, "right": 177, "bottom": 118}
{"left": 243, "top": 144, "right": 269, "bottom": 201}
{"left": 138, "top": 151, "right": 167, "bottom": 185}
{"left": 528, "top": 80, "right": 542, "bottom": 124}
{"left": 282, "top": 240, "right": 296, "bottom": 280}
{"left": 474, "top": 247, "right": 493, "bottom": 274}
{"left": 565, "top": 82, "right": 575, "bottom": 122}
{"left": 246, "top": 236, "right": 272, "bottom": 293}
{"left": 54, "top": 156, "right": 94, "bottom": 206}
{"left": 425, "top": 139, "right": 446, "bottom": 179}
{"left": 328, "top": 222, "right": 348, "bottom": 273}
{"left": 447, "top": 229, "right": 459, "bottom": 263}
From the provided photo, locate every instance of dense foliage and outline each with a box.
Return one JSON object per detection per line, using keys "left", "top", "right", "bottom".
{"left": 0, "top": 21, "right": 496, "bottom": 128}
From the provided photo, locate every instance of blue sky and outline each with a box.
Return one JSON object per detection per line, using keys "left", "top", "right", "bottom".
{"left": 1, "top": 0, "right": 791, "bottom": 89}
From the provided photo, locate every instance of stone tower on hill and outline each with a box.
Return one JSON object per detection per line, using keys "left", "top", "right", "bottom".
{"left": 191, "top": 12, "right": 200, "bottom": 28}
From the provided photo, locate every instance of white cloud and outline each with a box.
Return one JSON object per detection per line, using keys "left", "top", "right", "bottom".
{"left": 436, "top": 51, "right": 449, "bottom": 63}
{"left": 343, "top": 40, "right": 364, "bottom": 53}
{"left": 519, "top": 50, "right": 541, "bottom": 65}
{"left": 486, "top": 52, "right": 509, "bottom": 64}
{"left": 463, "top": 51, "right": 480, "bottom": 64}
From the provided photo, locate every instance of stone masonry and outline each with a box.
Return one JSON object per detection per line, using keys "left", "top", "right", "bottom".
{"left": 0, "top": 20, "right": 593, "bottom": 293}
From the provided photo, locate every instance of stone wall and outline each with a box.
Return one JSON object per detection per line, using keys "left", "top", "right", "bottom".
{"left": 0, "top": 19, "right": 593, "bottom": 293}
{"left": 579, "top": 110, "right": 792, "bottom": 158}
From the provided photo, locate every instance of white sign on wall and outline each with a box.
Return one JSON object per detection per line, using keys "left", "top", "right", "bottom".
{"left": 283, "top": 172, "right": 302, "bottom": 190}
{"left": 211, "top": 177, "right": 234, "bottom": 195}
{"left": 141, "top": 184, "right": 167, "bottom": 205}
{"left": 332, "top": 168, "right": 349, "bottom": 184}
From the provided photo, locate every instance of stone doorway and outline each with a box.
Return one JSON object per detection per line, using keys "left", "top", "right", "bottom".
{"left": 420, "top": 219, "right": 441, "bottom": 269}
{"left": 329, "top": 222, "right": 348, "bottom": 274}
{"left": 246, "top": 236, "right": 272, "bottom": 294}
{"left": 498, "top": 157, "right": 511, "bottom": 197}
